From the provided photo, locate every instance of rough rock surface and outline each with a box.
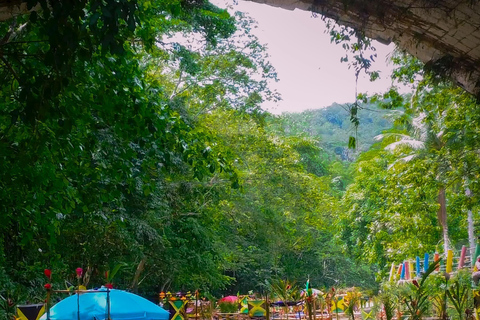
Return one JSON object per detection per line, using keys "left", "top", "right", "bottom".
{"left": 1, "top": 0, "right": 480, "bottom": 96}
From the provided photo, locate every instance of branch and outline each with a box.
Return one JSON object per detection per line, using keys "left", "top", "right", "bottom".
{"left": 0, "top": 55, "right": 20, "bottom": 81}
{"left": 0, "top": 20, "right": 28, "bottom": 45}
{"left": 0, "top": 17, "right": 17, "bottom": 45}
{"left": 10, "top": 21, "right": 28, "bottom": 39}
{"left": 170, "top": 81, "right": 194, "bottom": 99}
{"left": 169, "top": 69, "right": 184, "bottom": 100}
{"left": 2, "top": 40, "right": 47, "bottom": 45}
{"left": 131, "top": 257, "right": 147, "bottom": 293}
{"left": 0, "top": 121, "right": 15, "bottom": 142}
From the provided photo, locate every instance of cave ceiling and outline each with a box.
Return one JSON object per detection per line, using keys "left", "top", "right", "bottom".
{"left": 1, "top": 0, "right": 480, "bottom": 96}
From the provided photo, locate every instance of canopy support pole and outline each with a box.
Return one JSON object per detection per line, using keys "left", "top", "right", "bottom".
{"left": 107, "top": 288, "right": 111, "bottom": 320}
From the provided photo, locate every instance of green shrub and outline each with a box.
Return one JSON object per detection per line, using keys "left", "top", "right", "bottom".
{"left": 218, "top": 302, "right": 238, "bottom": 313}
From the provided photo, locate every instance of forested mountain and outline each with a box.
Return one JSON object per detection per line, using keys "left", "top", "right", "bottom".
{"left": 273, "top": 103, "right": 393, "bottom": 161}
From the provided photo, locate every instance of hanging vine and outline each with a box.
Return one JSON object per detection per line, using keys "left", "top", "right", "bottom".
{"left": 324, "top": 19, "right": 380, "bottom": 148}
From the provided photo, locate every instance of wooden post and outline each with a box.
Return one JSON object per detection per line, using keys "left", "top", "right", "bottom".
{"left": 446, "top": 249, "right": 453, "bottom": 273}
{"left": 196, "top": 291, "right": 198, "bottom": 320}
{"left": 434, "top": 252, "right": 440, "bottom": 271}
{"left": 459, "top": 245, "right": 467, "bottom": 269}
{"left": 424, "top": 253, "right": 429, "bottom": 273}
{"left": 265, "top": 295, "right": 270, "bottom": 320}
{"left": 313, "top": 297, "right": 316, "bottom": 320}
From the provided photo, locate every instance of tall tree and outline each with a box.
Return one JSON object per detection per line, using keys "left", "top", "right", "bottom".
{"left": 0, "top": 0, "right": 241, "bottom": 298}
{"left": 343, "top": 50, "right": 480, "bottom": 265}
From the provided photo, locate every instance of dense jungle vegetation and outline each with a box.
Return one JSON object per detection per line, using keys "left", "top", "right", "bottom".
{"left": 1, "top": 0, "right": 480, "bottom": 315}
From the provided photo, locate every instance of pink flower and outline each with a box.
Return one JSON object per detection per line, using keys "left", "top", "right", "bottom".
{"left": 44, "top": 269, "right": 52, "bottom": 280}
{"left": 76, "top": 268, "right": 83, "bottom": 278}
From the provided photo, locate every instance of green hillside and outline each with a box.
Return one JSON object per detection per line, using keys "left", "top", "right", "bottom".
{"left": 273, "top": 102, "right": 393, "bottom": 160}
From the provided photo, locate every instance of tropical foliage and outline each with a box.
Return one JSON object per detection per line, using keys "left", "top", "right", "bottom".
{"left": 1, "top": 1, "right": 480, "bottom": 319}
{"left": 340, "top": 50, "right": 480, "bottom": 265}
{"left": 0, "top": 0, "right": 375, "bottom": 313}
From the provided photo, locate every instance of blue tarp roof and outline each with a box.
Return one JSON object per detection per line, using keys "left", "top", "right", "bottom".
{"left": 40, "top": 288, "right": 169, "bottom": 320}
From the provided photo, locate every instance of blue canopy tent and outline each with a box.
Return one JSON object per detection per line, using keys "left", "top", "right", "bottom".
{"left": 40, "top": 288, "right": 169, "bottom": 320}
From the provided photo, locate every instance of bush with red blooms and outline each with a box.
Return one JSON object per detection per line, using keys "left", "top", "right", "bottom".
{"left": 76, "top": 268, "right": 83, "bottom": 279}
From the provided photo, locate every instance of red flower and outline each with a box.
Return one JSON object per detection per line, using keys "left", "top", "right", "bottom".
{"left": 76, "top": 268, "right": 83, "bottom": 278}
{"left": 412, "top": 280, "right": 420, "bottom": 288}
{"left": 44, "top": 283, "right": 52, "bottom": 290}
{"left": 331, "top": 287, "right": 335, "bottom": 292}
{"left": 105, "top": 283, "right": 113, "bottom": 289}
{"left": 44, "top": 269, "right": 52, "bottom": 280}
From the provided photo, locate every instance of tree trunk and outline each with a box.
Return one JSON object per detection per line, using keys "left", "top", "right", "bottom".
{"left": 469, "top": 209, "right": 475, "bottom": 266}
{"left": 131, "top": 257, "right": 147, "bottom": 293}
{"left": 437, "top": 186, "right": 449, "bottom": 255}
{"left": 466, "top": 188, "right": 476, "bottom": 267}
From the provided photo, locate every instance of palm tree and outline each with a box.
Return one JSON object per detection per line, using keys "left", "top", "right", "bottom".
{"left": 375, "top": 110, "right": 451, "bottom": 255}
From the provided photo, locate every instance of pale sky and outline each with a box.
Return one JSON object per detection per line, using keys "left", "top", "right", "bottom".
{"left": 211, "top": 0, "right": 398, "bottom": 114}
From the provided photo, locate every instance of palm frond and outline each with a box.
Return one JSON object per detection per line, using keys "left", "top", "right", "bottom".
{"left": 384, "top": 139, "right": 425, "bottom": 151}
